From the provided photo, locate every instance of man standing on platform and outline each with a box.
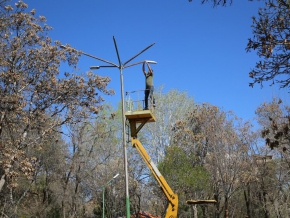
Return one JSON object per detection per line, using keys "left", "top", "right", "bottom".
{"left": 143, "top": 61, "right": 155, "bottom": 110}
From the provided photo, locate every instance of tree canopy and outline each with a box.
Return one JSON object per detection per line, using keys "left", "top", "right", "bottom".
{"left": 0, "top": 0, "right": 113, "bottom": 195}
{"left": 247, "top": 0, "right": 290, "bottom": 89}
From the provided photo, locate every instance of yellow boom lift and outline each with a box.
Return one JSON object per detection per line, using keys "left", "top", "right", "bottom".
{"left": 125, "top": 110, "right": 178, "bottom": 218}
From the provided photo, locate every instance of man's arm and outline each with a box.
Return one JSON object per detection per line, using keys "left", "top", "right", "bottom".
{"left": 146, "top": 62, "right": 153, "bottom": 76}
{"left": 142, "top": 62, "right": 146, "bottom": 75}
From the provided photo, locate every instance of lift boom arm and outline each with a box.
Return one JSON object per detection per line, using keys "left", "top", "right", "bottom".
{"left": 125, "top": 110, "right": 178, "bottom": 217}
{"left": 131, "top": 137, "right": 178, "bottom": 218}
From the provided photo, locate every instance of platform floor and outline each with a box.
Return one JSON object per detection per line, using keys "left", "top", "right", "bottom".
{"left": 125, "top": 110, "right": 156, "bottom": 123}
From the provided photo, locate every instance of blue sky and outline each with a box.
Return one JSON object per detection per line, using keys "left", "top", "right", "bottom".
{"left": 19, "top": 0, "right": 289, "bottom": 123}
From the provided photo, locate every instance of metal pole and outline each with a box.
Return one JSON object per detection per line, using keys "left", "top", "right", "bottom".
{"left": 119, "top": 66, "right": 130, "bottom": 218}
{"left": 102, "top": 174, "right": 119, "bottom": 218}
{"left": 102, "top": 186, "right": 105, "bottom": 218}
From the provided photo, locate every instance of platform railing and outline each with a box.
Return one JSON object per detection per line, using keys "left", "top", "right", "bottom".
{"left": 125, "top": 89, "right": 154, "bottom": 112}
{"left": 125, "top": 90, "right": 143, "bottom": 112}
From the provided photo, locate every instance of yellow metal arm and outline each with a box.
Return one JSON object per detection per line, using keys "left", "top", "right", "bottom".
{"left": 125, "top": 110, "right": 178, "bottom": 217}
{"left": 131, "top": 138, "right": 178, "bottom": 218}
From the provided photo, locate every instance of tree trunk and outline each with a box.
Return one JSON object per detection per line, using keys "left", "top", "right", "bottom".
{"left": 225, "top": 210, "right": 229, "bottom": 218}
{"left": 263, "top": 191, "right": 269, "bottom": 218}
{"left": 214, "top": 193, "right": 220, "bottom": 218}
{"left": 201, "top": 205, "right": 207, "bottom": 218}
{"left": 0, "top": 174, "right": 6, "bottom": 193}
{"left": 62, "top": 201, "right": 66, "bottom": 218}
{"left": 192, "top": 205, "right": 198, "bottom": 218}
{"left": 244, "top": 186, "right": 251, "bottom": 218}
{"left": 224, "top": 195, "right": 229, "bottom": 218}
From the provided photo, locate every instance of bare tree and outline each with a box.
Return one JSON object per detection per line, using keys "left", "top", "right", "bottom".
{"left": 173, "top": 103, "right": 255, "bottom": 217}
{"left": 0, "top": 0, "right": 113, "bottom": 200}
{"left": 253, "top": 98, "right": 290, "bottom": 218}
{"left": 247, "top": 0, "right": 290, "bottom": 89}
